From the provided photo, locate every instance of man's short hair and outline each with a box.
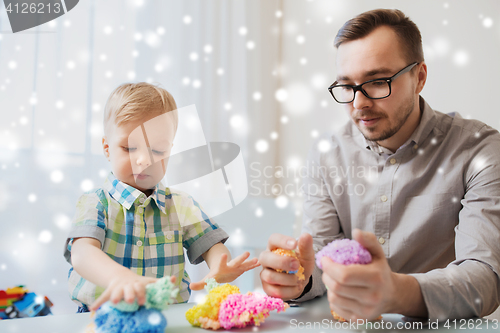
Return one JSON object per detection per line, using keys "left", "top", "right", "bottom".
{"left": 334, "top": 9, "right": 424, "bottom": 64}
{"left": 103, "top": 82, "right": 178, "bottom": 135}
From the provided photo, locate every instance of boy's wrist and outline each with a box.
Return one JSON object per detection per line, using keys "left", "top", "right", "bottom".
{"left": 104, "top": 266, "right": 135, "bottom": 287}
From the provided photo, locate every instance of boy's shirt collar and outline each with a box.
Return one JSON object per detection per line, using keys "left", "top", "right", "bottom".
{"left": 104, "top": 172, "right": 167, "bottom": 214}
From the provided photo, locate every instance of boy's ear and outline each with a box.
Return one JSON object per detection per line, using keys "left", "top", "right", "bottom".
{"left": 102, "top": 136, "right": 110, "bottom": 161}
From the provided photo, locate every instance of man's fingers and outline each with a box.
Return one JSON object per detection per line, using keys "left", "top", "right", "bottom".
{"left": 262, "top": 282, "right": 304, "bottom": 300}
{"left": 260, "top": 267, "right": 301, "bottom": 287}
{"left": 259, "top": 250, "right": 300, "bottom": 273}
{"left": 322, "top": 271, "right": 370, "bottom": 301}
{"left": 329, "top": 290, "right": 377, "bottom": 321}
{"left": 296, "top": 233, "right": 315, "bottom": 276}
{"left": 321, "top": 256, "right": 373, "bottom": 286}
{"left": 329, "top": 299, "right": 356, "bottom": 322}
{"left": 267, "top": 233, "right": 297, "bottom": 251}
{"left": 352, "top": 229, "right": 385, "bottom": 260}
{"left": 297, "top": 233, "right": 315, "bottom": 261}
{"left": 328, "top": 289, "right": 361, "bottom": 310}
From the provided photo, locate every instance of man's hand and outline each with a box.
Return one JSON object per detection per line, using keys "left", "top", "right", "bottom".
{"left": 259, "top": 233, "right": 316, "bottom": 300}
{"left": 321, "top": 229, "right": 426, "bottom": 320}
{"left": 89, "top": 273, "right": 176, "bottom": 311}
{"left": 190, "top": 251, "right": 260, "bottom": 291}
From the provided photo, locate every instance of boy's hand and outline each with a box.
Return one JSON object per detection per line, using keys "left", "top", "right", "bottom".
{"left": 190, "top": 252, "right": 260, "bottom": 291}
{"left": 89, "top": 274, "right": 176, "bottom": 311}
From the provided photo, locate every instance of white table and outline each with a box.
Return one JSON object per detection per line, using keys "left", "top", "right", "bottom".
{"left": 1, "top": 295, "right": 498, "bottom": 332}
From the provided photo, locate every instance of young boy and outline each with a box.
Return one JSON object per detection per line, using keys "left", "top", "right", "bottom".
{"left": 63, "top": 82, "right": 259, "bottom": 312}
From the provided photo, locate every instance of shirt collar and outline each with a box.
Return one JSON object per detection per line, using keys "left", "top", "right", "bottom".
{"left": 104, "top": 172, "right": 167, "bottom": 214}
{"left": 363, "top": 96, "right": 437, "bottom": 155}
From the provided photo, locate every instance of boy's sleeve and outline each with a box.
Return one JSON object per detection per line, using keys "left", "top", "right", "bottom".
{"left": 177, "top": 194, "right": 229, "bottom": 265}
{"left": 63, "top": 189, "right": 108, "bottom": 265}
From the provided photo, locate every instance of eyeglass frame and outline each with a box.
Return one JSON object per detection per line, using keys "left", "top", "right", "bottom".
{"left": 328, "top": 62, "right": 419, "bottom": 104}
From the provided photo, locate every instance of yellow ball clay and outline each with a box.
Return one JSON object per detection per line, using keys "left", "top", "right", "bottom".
{"left": 271, "top": 248, "right": 305, "bottom": 281}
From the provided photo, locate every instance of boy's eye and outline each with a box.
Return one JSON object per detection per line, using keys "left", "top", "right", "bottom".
{"left": 122, "top": 147, "right": 136, "bottom": 152}
{"left": 152, "top": 150, "right": 166, "bottom": 155}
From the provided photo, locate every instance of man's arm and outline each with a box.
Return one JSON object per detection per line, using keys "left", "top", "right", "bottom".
{"left": 295, "top": 142, "right": 345, "bottom": 301}
{"left": 259, "top": 141, "right": 343, "bottom": 301}
{"left": 322, "top": 125, "right": 500, "bottom": 320}
{"left": 408, "top": 126, "right": 500, "bottom": 319}
{"left": 321, "top": 229, "right": 428, "bottom": 320}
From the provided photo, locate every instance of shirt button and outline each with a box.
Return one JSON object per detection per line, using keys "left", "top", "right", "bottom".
{"left": 136, "top": 240, "right": 143, "bottom": 246}
{"left": 413, "top": 144, "right": 419, "bottom": 150}
{"left": 378, "top": 237, "right": 385, "bottom": 245}
{"left": 390, "top": 158, "right": 396, "bottom": 165}
{"left": 167, "top": 233, "right": 173, "bottom": 240}
{"left": 139, "top": 197, "right": 145, "bottom": 204}
{"left": 380, "top": 195, "right": 388, "bottom": 202}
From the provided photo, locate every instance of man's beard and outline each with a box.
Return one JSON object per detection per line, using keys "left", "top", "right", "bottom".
{"left": 358, "top": 95, "right": 415, "bottom": 142}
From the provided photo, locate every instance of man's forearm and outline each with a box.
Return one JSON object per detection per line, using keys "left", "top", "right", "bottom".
{"left": 410, "top": 261, "right": 500, "bottom": 320}
{"left": 390, "top": 273, "right": 428, "bottom": 318}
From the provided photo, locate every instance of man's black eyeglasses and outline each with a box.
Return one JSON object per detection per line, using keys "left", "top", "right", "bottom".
{"left": 328, "top": 62, "right": 418, "bottom": 104}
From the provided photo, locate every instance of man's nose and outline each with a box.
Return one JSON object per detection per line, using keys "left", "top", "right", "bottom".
{"left": 352, "top": 89, "right": 373, "bottom": 110}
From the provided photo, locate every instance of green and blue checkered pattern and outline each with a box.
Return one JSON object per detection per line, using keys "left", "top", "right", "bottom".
{"left": 64, "top": 172, "right": 227, "bottom": 307}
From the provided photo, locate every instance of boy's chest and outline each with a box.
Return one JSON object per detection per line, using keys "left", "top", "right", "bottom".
{"left": 102, "top": 202, "right": 183, "bottom": 254}
{"left": 109, "top": 199, "right": 179, "bottom": 228}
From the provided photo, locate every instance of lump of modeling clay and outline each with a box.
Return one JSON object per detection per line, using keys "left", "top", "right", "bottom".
{"left": 87, "top": 276, "right": 179, "bottom": 333}
{"left": 315, "top": 238, "right": 380, "bottom": 322}
{"left": 185, "top": 278, "right": 289, "bottom": 330}
{"left": 315, "top": 238, "right": 372, "bottom": 269}
{"left": 271, "top": 248, "right": 305, "bottom": 281}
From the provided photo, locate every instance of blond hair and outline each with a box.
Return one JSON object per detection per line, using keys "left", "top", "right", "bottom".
{"left": 103, "top": 82, "right": 178, "bottom": 135}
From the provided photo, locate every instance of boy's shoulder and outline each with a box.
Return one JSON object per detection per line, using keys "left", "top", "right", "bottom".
{"left": 164, "top": 187, "right": 202, "bottom": 210}
{"left": 165, "top": 187, "right": 193, "bottom": 202}
{"left": 77, "top": 187, "right": 109, "bottom": 203}
{"left": 76, "top": 187, "right": 110, "bottom": 211}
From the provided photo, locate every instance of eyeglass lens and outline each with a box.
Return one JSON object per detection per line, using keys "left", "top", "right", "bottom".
{"left": 331, "top": 80, "right": 390, "bottom": 103}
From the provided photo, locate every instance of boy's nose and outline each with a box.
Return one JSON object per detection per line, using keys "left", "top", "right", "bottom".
{"left": 136, "top": 151, "right": 152, "bottom": 167}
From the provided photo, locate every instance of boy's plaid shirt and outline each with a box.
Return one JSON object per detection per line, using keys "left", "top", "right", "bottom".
{"left": 64, "top": 172, "right": 228, "bottom": 306}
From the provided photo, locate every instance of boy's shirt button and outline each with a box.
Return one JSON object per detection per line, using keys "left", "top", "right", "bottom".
{"left": 139, "top": 197, "right": 145, "bottom": 204}
{"left": 136, "top": 240, "right": 143, "bottom": 246}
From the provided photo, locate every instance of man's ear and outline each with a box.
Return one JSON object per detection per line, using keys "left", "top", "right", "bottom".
{"left": 415, "top": 62, "right": 427, "bottom": 94}
{"left": 102, "top": 136, "right": 110, "bottom": 161}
